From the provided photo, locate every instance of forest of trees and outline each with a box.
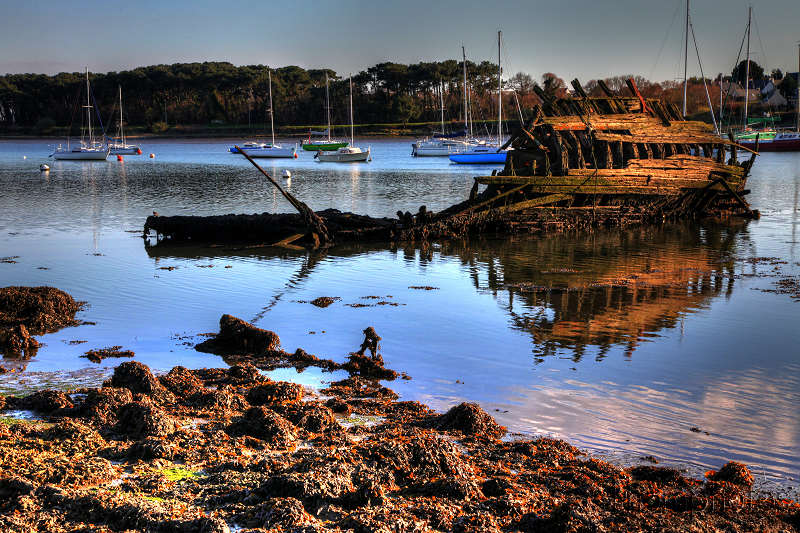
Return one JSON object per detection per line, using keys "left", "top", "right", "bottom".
{"left": 0, "top": 59, "right": 795, "bottom": 135}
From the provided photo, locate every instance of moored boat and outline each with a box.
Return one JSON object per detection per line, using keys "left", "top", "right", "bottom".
{"left": 316, "top": 76, "right": 370, "bottom": 163}
{"left": 302, "top": 73, "right": 348, "bottom": 152}
{"left": 449, "top": 144, "right": 507, "bottom": 164}
{"left": 229, "top": 69, "right": 297, "bottom": 158}
{"left": 51, "top": 68, "right": 109, "bottom": 161}
{"left": 109, "top": 85, "right": 141, "bottom": 155}
{"left": 448, "top": 32, "right": 508, "bottom": 165}
{"left": 737, "top": 131, "right": 800, "bottom": 152}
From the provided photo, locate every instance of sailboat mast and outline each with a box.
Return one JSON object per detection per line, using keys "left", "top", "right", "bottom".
{"left": 349, "top": 76, "right": 355, "bottom": 145}
{"left": 743, "top": 6, "right": 751, "bottom": 131}
{"left": 325, "top": 73, "right": 331, "bottom": 142}
{"left": 682, "top": 0, "right": 689, "bottom": 116}
{"left": 86, "top": 67, "right": 92, "bottom": 145}
{"left": 440, "top": 80, "right": 445, "bottom": 134}
{"left": 119, "top": 85, "right": 124, "bottom": 145}
{"left": 498, "top": 30, "right": 502, "bottom": 145}
{"left": 268, "top": 70, "right": 275, "bottom": 146}
{"left": 462, "top": 46, "right": 468, "bottom": 137}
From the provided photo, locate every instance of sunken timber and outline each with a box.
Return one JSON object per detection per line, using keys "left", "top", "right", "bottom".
{"left": 144, "top": 79, "right": 759, "bottom": 249}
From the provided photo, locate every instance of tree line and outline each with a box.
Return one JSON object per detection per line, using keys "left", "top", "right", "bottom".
{"left": 0, "top": 59, "right": 794, "bottom": 134}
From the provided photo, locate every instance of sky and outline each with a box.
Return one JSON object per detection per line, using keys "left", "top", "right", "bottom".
{"left": 1, "top": 0, "right": 799, "bottom": 83}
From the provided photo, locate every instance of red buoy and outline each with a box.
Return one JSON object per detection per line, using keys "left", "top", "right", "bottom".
{"left": 117, "top": 155, "right": 123, "bottom": 161}
{"left": 294, "top": 152, "right": 298, "bottom": 158}
{"left": 136, "top": 148, "right": 142, "bottom": 155}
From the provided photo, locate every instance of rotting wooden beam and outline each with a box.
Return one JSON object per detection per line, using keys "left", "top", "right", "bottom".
{"left": 495, "top": 194, "right": 571, "bottom": 212}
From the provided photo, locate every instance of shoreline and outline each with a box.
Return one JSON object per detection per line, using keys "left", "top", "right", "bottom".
{"left": 1, "top": 294, "right": 798, "bottom": 531}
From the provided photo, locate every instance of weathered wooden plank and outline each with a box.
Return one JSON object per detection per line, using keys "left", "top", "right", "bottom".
{"left": 496, "top": 194, "right": 571, "bottom": 212}
{"left": 476, "top": 177, "right": 737, "bottom": 192}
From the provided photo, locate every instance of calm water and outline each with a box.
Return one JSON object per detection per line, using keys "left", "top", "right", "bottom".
{"left": 1, "top": 137, "right": 799, "bottom": 493}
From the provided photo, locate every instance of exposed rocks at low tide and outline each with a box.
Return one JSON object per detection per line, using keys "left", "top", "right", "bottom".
{"left": 0, "top": 324, "right": 797, "bottom": 531}
{"left": 0, "top": 286, "right": 83, "bottom": 357}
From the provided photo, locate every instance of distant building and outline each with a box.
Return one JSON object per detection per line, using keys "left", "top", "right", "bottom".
{"left": 721, "top": 81, "right": 760, "bottom": 103}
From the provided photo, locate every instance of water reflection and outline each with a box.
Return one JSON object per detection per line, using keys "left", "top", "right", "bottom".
{"left": 437, "top": 222, "right": 747, "bottom": 359}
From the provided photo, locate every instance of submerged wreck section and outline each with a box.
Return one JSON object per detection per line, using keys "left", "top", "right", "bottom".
{"left": 144, "top": 79, "right": 759, "bottom": 248}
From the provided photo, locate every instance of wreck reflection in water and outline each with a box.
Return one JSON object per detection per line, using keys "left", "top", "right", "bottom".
{"left": 447, "top": 221, "right": 744, "bottom": 360}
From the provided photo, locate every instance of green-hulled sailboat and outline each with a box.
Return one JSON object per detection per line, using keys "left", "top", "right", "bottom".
{"left": 302, "top": 73, "right": 348, "bottom": 151}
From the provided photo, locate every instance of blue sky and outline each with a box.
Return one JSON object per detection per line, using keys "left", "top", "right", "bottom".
{"left": 2, "top": 0, "right": 799, "bottom": 82}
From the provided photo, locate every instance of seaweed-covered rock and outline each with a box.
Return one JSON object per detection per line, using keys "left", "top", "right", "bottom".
{"left": 79, "top": 387, "right": 134, "bottom": 425}
{"left": 342, "top": 353, "right": 398, "bottom": 380}
{"left": 0, "top": 286, "right": 82, "bottom": 334}
{"left": 106, "top": 361, "right": 171, "bottom": 402}
{"left": 82, "top": 346, "right": 135, "bottom": 363}
{"left": 115, "top": 402, "right": 176, "bottom": 439}
{"left": 436, "top": 402, "right": 506, "bottom": 438}
{"left": 629, "top": 465, "right": 684, "bottom": 483}
{"left": 255, "top": 497, "right": 315, "bottom": 528}
{"left": 127, "top": 437, "right": 176, "bottom": 461}
{"left": 198, "top": 516, "right": 231, "bottom": 533}
{"left": 279, "top": 402, "right": 339, "bottom": 434}
{"left": 159, "top": 366, "right": 205, "bottom": 398}
{"left": 361, "top": 432, "right": 473, "bottom": 482}
{"left": 325, "top": 398, "right": 352, "bottom": 416}
{"left": 453, "top": 512, "right": 501, "bottom": 533}
{"left": 227, "top": 362, "right": 263, "bottom": 385}
{"left": 247, "top": 381, "right": 303, "bottom": 406}
{"left": 191, "top": 387, "right": 249, "bottom": 412}
{"left": 310, "top": 296, "right": 339, "bottom": 308}
{"left": 322, "top": 376, "right": 399, "bottom": 400}
{"left": 0, "top": 324, "right": 41, "bottom": 357}
{"left": 196, "top": 314, "right": 280, "bottom": 355}
{"left": 705, "top": 461, "right": 754, "bottom": 487}
{"left": 21, "top": 390, "right": 73, "bottom": 414}
{"left": 260, "top": 462, "right": 356, "bottom": 505}
{"left": 228, "top": 406, "right": 297, "bottom": 447}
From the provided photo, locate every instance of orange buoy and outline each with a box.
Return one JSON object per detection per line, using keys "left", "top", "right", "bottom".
{"left": 293, "top": 152, "right": 298, "bottom": 158}
{"left": 136, "top": 148, "right": 142, "bottom": 155}
{"left": 117, "top": 155, "right": 123, "bottom": 161}
{"left": 149, "top": 153, "right": 155, "bottom": 158}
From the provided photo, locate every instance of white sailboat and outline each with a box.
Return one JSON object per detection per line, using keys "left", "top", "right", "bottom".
{"left": 51, "top": 68, "right": 109, "bottom": 160}
{"left": 412, "top": 81, "right": 468, "bottom": 156}
{"left": 316, "top": 76, "right": 370, "bottom": 163}
{"left": 230, "top": 69, "right": 297, "bottom": 158}
{"left": 109, "top": 85, "right": 142, "bottom": 155}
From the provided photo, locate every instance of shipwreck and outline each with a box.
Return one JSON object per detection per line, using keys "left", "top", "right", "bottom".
{"left": 144, "top": 78, "right": 759, "bottom": 249}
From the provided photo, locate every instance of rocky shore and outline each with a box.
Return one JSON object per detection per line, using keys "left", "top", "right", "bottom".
{"left": 0, "top": 292, "right": 798, "bottom": 531}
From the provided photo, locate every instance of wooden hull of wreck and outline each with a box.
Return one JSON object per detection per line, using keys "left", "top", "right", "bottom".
{"left": 456, "top": 79, "right": 758, "bottom": 221}
{"left": 143, "top": 209, "right": 396, "bottom": 248}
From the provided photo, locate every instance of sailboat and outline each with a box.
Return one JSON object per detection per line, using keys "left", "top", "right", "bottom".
{"left": 412, "top": 81, "right": 468, "bottom": 156}
{"left": 734, "top": 15, "right": 800, "bottom": 152}
{"left": 229, "top": 69, "right": 297, "bottom": 158}
{"left": 449, "top": 31, "right": 509, "bottom": 164}
{"left": 109, "top": 85, "right": 142, "bottom": 155}
{"left": 302, "top": 73, "right": 349, "bottom": 151}
{"left": 51, "top": 68, "right": 109, "bottom": 160}
{"left": 316, "top": 76, "right": 370, "bottom": 162}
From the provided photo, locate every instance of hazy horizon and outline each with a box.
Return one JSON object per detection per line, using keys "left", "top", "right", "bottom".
{"left": 2, "top": 0, "right": 799, "bottom": 83}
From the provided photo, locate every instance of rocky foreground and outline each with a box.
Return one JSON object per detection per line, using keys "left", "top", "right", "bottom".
{"left": 0, "top": 302, "right": 798, "bottom": 531}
